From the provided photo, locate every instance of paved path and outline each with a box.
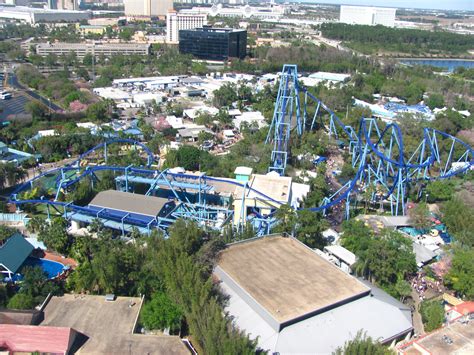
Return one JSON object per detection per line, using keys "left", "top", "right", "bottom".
{"left": 411, "top": 289, "right": 425, "bottom": 336}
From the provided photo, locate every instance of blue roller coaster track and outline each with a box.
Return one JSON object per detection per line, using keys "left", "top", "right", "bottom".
{"left": 266, "top": 64, "right": 474, "bottom": 217}
{"left": 8, "top": 65, "right": 474, "bottom": 236}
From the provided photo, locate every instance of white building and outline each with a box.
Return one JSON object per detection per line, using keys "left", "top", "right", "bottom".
{"left": 0, "top": 6, "right": 90, "bottom": 25}
{"left": 123, "top": 0, "right": 173, "bottom": 19}
{"left": 180, "top": 3, "right": 287, "bottom": 20}
{"left": 340, "top": 5, "right": 396, "bottom": 27}
{"left": 166, "top": 10, "right": 207, "bottom": 43}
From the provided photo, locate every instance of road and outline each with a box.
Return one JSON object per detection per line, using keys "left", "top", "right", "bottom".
{"left": 6, "top": 72, "right": 62, "bottom": 112}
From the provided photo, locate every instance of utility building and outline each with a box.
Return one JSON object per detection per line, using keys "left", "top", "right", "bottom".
{"left": 179, "top": 26, "right": 247, "bottom": 61}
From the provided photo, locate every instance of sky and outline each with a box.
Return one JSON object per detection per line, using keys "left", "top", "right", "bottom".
{"left": 299, "top": 0, "right": 474, "bottom": 11}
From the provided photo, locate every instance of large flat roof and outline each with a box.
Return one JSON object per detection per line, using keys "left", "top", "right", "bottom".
{"left": 215, "top": 236, "right": 370, "bottom": 327}
{"left": 41, "top": 294, "right": 189, "bottom": 355}
{"left": 400, "top": 321, "right": 474, "bottom": 355}
{"left": 89, "top": 190, "right": 169, "bottom": 217}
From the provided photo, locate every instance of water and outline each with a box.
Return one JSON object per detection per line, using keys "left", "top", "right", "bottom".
{"left": 23, "top": 257, "right": 65, "bottom": 279}
{"left": 399, "top": 58, "right": 474, "bottom": 72}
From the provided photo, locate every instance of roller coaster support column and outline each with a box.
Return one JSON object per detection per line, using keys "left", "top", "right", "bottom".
{"left": 266, "top": 64, "right": 301, "bottom": 175}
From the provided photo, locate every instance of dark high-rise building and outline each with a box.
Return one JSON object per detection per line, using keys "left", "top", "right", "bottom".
{"left": 179, "top": 26, "right": 247, "bottom": 61}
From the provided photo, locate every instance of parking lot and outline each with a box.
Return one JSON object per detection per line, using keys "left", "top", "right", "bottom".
{"left": 1, "top": 71, "right": 31, "bottom": 122}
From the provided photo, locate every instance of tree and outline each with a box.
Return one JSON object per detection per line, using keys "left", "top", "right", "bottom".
{"left": 425, "top": 93, "right": 445, "bottom": 110}
{"left": 444, "top": 247, "right": 474, "bottom": 299}
{"left": 425, "top": 180, "right": 454, "bottom": 203}
{"left": 119, "top": 27, "right": 135, "bottom": 41}
{"left": 274, "top": 204, "right": 297, "bottom": 236}
{"left": 141, "top": 292, "right": 183, "bottom": 332}
{"left": 408, "top": 202, "right": 431, "bottom": 230}
{"left": 334, "top": 330, "right": 394, "bottom": 355}
{"left": 395, "top": 279, "right": 412, "bottom": 303}
{"left": 198, "top": 131, "right": 214, "bottom": 144}
{"left": 340, "top": 220, "right": 373, "bottom": 255}
{"left": 175, "top": 145, "right": 201, "bottom": 171}
{"left": 45, "top": 53, "right": 58, "bottom": 67}
{"left": 441, "top": 197, "right": 474, "bottom": 247}
{"left": 7, "top": 293, "right": 35, "bottom": 310}
{"left": 86, "top": 100, "right": 112, "bottom": 122}
{"left": 295, "top": 210, "right": 329, "bottom": 249}
{"left": 350, "top": 230, "right": 417, "bottom": 297}
{"left": 420, "top": 300, "right": 444, "bottom": 332}
{"left": 38, "top": 218, "right": 71, "bottom": 255}
{"left": 0, "top": 225, "right": 16, "bottom": 243}
{"left": 83, "top": 53, "right": 93, "bottom": 67}
{"left": 212, "top": 83, "right": 238, "bottom": 108}
{"left": 0, "top": 163, "right": 27, "bottom": 189}
{"left": 25, "top": 101, "right": 47, "bottom": 119}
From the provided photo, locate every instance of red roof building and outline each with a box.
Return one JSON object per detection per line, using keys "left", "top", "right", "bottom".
{"left": 0, "top": 324, "right": 77, "bottom": 354}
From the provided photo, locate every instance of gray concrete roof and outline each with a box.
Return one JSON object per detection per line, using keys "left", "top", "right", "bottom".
{"left": 89, "top": 190, "right": 169, "bottom": 217}
{"left": 220, "top": 277, "right": 413, "bottom": 354}
{"left": 41, "top": 295, "right": 189, "bottom": 355}
{"left": 413, "top": 242, "right": 437, "bottom": 266}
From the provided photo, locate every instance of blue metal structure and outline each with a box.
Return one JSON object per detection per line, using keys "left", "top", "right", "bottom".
{"left": 8, "top": 68, "right": 474, "bottom": 236}
{"left": 266, "top": 64, "right": 474, "bottom": 217}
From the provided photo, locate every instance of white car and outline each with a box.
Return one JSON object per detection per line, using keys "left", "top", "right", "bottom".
{"left": 0, "top": 91, "right": 12, "bottom": 99}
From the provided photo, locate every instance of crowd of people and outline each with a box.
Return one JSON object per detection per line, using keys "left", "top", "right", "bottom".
{"left": 411, "top": 271, "right": 444, "bottom": 301}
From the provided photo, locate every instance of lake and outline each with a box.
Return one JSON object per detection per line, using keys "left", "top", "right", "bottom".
{"left": 398, "top": 58, "right": 474, "bottom": 72}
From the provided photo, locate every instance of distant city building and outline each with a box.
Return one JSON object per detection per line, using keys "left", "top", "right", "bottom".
{"left": 340, "top": 5, "right": 396, "bottom": 27}
{"left": 179, "top": 26, "right": 246, "bottom": 61}
{"left": 57, "top": 0, "right": 77, "bottom": 10}
{"left": 123, "top": 0, "right": 173, "bottom": 19}
{"left": 0, "top": 5, "right": 90, "bottom": 24}
{"left": 36, "top": 42, "right": 150, "bottom": 58}
{"left": 166, "top": 10, "right": 207, "bottom": 43}
{"left": 178, "top": 3, "right": 287, "bottom": 20}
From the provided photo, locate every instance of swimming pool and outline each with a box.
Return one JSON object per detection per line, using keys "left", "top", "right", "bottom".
{"left": 22, "top": 257, "right": 66, "bottom": 279}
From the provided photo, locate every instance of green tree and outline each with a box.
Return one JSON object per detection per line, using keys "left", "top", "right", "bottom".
{"left": 0, "top": 163, "right": 27, "bottom": 189}
{"left": 274, "top": 204, "right": 297, "bottom": 236}
{"left": 83, "top": 53, "right": 93, "bottom": 66}
{"left": 334, "top": 330, "right": 394, "bottom": 355}
{"left": 38, "top": 218, "right": 71, "bottom": 255}
{"left": 395, "top": 279, "right": 412, "bottom": 303}
{"left": 7, "top": 293, "right": 35, "bottom": 310}
{"left": 86, "top": 100, "right": 114, "bottom": 122}
{"left": 340, "top": 220, "right": 373, "bottom": 255}
{"left": 141, "top": 292, "right": 183, "bottom": 332}
{"left": 425, "top": 180, "right": 454, "bottom": 203}
{"left": 25, "top": 101, "right": 48, "bottom": 119}
{"left": 212, "top": 83, "right": 238, "bottom": 108}
{"left": 408, "top": 202, "right": 431, "bottom": 230}
{"left": 175, "top": 145, "right": 201, "bottom": 171}
{"left": 119, "top": 27, "right": 135, "bottom": 41}
{"left": 444, "top": 247, "right": 474, "bottom": 299}
{"left": 420, "top": 300, "right": 444, "bottom": 332}
{"left": 0, "top": 284, "right": 8, "bottom": 307}
{"left": 441, "top": 197, "right": 474, "bottom": 247}
{"left": 295, "top": 210, "right": 329, "bottom": 249}
{"left": 425, "top": 93, "right": 445, "bottom": 110}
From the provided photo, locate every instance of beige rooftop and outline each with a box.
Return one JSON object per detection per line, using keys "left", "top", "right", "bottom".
{"left": 89, "top": 190, "right": 169, "bottom": 217}
{"left": 234, "top": 173, "right": 292, "bottom": 202}
{"left": 216, "top": 236, "right": 370, "bottom": 325}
